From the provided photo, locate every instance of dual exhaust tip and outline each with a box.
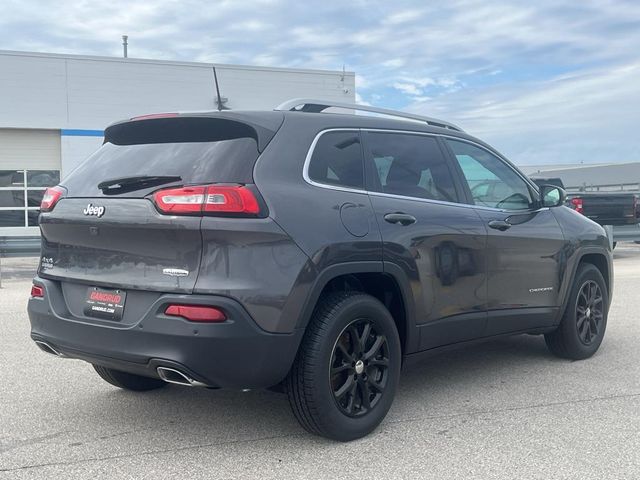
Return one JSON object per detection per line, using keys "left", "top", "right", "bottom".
{"left": 35, "top": 340, "right": 66, "bottom": 357}
{"left": 35, "top": 341, "right": 207, "bottom": 388}
{"left": 156, "top": 366, "right": 208, "bottom": 387}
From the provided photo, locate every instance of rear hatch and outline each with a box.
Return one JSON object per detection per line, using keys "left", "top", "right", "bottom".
{"left": 38, "top": 112, "right": 283, "bottom": 294}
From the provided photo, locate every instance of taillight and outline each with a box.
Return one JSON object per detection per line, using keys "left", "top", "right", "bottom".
{"left": 153, "top": 186, "right": 206, "bottom": 214}
{"left": 30, "top": 285, "right": 44, "bottom": 298}
{"left": 40, "top": 186, "right": 66, "bottom": 212}
{"left": 152, "top": 185, "right": 260, "bottom": 216}
{"left": 570, "top": 197, "right": 584, "bottom": 215}
{"left": 164, "top": 304, "right": 226, "bottom": 322}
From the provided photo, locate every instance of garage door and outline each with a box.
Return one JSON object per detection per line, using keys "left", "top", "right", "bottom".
{"left": 0, "top": 129, "right": 61, "bottom": 233}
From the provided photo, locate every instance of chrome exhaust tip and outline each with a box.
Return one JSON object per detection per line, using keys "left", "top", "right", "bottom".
{"left": 35, "top": 341, "right": 65, "bottom": 357}
{"left": 156, "top": 366, "right": 207, "bottom": 387}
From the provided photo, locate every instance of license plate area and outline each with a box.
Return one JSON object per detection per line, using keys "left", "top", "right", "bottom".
{"left": 84, "top": 287, "right": 126, "bottom": 321}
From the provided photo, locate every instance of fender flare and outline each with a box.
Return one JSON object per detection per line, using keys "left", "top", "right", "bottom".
{"left": 295, "top": 261, "right": 418, "bottom": 353}
{"left": 556, "top": 246, "right": 612, "bottom": 323}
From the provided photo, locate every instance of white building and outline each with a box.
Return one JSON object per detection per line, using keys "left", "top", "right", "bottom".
{"left": 525, "top": 162, "right": 640, "bottom": 193}
{"left": 0, "top": 50, "right": 355, "bottom": 237}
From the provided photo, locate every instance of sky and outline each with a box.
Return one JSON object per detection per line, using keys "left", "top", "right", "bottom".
{"left": 2, "top": 0, "right": 640, "bottom": 165}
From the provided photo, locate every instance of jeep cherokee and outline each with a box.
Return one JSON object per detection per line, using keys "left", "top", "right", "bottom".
{"left": 28, "top": 99, "right": 613, "bottom": 441}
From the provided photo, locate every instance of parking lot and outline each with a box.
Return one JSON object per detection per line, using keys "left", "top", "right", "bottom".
{"left": 1, "top": 247, "right": 639, "bottom": 479}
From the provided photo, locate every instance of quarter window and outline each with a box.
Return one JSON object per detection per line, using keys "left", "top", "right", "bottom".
{"left": 308, "top": 131, "right": 364, "bottom": 189}
{"left": 365, "top": 132, "right": 458, "bottom": 203}
{"left": 446, "top": 139, "right": 533, "bottom": 210}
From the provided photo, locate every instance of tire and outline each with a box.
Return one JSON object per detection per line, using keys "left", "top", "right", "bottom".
{"left": 545, "top": 263, "right": 608, "bottom": 360}
{"left": 285, "top": 292, "right": 402, "bottom": 441}
{"left": 93, "top": 365, "right": 167, "bottom": 391}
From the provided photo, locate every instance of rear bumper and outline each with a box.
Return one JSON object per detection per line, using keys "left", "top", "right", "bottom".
{"left": 28, "top": 277, "right": 303, "bottom": 389}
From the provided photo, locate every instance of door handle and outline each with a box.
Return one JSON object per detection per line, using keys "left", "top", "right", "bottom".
{"left": 488, "top": 219, "right": 512, "bottom": 231}
{"left": 384, "top": 213, "right": 416, "bottom": 226}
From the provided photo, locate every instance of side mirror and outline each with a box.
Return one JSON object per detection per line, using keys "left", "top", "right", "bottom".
{"left": 539, "top": 184, "right": 567, "bottom": 208}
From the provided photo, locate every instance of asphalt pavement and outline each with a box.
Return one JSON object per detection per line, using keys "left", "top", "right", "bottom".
{"left": 1, "top": 246, "right": 639, "bottom": 479}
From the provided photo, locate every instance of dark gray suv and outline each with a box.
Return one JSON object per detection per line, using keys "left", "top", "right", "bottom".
{"left": 28, "top": 99, "right": 612, "bottom": 441}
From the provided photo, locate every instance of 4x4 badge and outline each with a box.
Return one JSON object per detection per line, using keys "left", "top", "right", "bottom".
{"left": 83, "top": 203, "right": 105, "bottom": 217}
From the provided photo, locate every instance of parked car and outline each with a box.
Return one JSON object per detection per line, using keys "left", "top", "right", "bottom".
{"left": 531, "top": 177, "right": 639, "bottom": 227}
{"left": 28, "top": 99, "right": 613, "bottom": 441}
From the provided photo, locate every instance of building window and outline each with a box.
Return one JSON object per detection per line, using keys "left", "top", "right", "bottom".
{"left": 0, "top": 170, "right": 60, "bottom": 227}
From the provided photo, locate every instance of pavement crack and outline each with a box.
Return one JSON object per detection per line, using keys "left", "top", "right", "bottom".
{"left": 387, "top": 391, "right": 640, "bottom": 426}
{"left": 0, "top": 431, "right": 304, "bottom": 472}
{"left": 0, "top": 432, "right": 66, "bottom": 455}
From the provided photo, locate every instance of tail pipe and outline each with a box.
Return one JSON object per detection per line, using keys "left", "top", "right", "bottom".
{"left": 35, "top": 340, "right": 66, "bottom": 358}
{"left": 156, "top": 366, "right": 207, "bottom": 387}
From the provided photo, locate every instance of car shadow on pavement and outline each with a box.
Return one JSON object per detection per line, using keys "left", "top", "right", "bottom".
{"left": 56, "top": 333, "right": 555, "bottom": 447}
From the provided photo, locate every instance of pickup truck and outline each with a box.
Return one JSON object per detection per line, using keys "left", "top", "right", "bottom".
{"left": 532, "top": 177, "right": 639, "bottom": 226}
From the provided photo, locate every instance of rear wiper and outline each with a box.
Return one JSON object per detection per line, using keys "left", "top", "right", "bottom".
{"left": 98, "top": 175, "right": 182, "bottom": 193}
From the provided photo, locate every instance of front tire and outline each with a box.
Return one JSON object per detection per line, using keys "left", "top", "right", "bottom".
{"left": 93, "top": 365, "right": 167, "bottom": 391}
{"left": 545, "top": 263, "right": 608, "bottom": 360}
{"left": 286, "top": 292, "right": 401, "bottom": 441}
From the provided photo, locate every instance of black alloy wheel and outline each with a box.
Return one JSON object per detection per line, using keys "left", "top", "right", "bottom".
{"left": 575, "top": 280, "right": 604, "bottom": 346}
{"left": 330, "top": 318, "right": 389, "bottom": 417}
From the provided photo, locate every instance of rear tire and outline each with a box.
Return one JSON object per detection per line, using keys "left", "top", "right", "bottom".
{"left": 285, "top": 292, "right": 401, "bottom": 441}
{"left": 93, "top": 365, "right": 167, "bottom": 391}
{"left": 545, "top": 263, "right": 608, "bottom": 360}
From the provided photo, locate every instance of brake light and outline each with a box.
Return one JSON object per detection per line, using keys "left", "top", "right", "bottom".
{"left": 153, "top": 185, "right": 260, "bottom": 216}
{"left": 570, "top": 197, "right": 584, "bottom": 215}
{"left": 40, "top": 186, "right": 66, "bottom": 212}
{"left": 30, "top": 285, "right": 44, "bottom": 298}
{"left": 165, "top": 304, "right": 226, "bottom": 322}
{"left": 131, "top": 113, "right": 179, "bottom": 121}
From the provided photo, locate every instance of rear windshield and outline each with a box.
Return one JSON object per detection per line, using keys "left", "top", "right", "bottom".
{"left": 61, "top": 137, "right": 259, "bottom": 197}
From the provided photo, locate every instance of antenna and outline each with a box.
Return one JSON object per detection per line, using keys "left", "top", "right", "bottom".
{"left": 212, "top": 67, "right": 229, "bottom": 110}
{"left": 122, "top": 35, "right": 128, "bottom": 58}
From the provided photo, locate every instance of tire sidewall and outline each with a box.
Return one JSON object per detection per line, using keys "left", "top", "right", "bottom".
{"left": 308, "top": 294, "right": 401, "bottom": 441}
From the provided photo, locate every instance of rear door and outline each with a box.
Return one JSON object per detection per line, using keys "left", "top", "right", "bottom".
{"left": 38, "top": 115, "right": 275, "bottom": 294}
{"left": 363, "top": 130, "right": 488, "bottom": 351}
{"left": 444, "top": 138, "right": 566, "bottom": 335}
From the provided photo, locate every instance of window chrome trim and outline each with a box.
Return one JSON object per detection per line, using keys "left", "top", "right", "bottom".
{"left": 302, "top": 127, "right": 546, "bottom": 214}
{"left": 302, "top": 128, "right": 367, "bottom": 195}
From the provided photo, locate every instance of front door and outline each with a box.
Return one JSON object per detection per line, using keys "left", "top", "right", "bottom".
{"left": 363, "top": 131, "right": 488, "bottom": 350}
{"left": 444, "top": 138, "right": 567, "bottom": 335}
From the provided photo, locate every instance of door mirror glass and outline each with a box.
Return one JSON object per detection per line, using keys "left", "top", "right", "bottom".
{"left": 540, "top": 185, "right": 566, "bottom": 207}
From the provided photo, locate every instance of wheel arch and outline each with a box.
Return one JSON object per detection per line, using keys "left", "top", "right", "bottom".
{"left": 558, "top": 247, "right": 612, "bottom": 323}
{"left": 296, "top": 262, "right": 418, "bottom": 354}
{"left": 579, "top": 252, "right": 611, "bottom": 297}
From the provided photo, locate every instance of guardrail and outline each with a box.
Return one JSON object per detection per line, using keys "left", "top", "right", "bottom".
{"left": 0, "top": 236, "right": 41, "bottom": 288}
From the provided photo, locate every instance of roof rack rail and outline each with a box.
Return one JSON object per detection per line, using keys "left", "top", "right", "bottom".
{"left": 275, "top": 98, "right": 463, "bottom": 132}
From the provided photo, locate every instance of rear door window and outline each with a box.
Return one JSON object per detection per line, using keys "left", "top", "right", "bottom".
{"left": 364, "top": 131, "right": 459, "bottom": 203}
{"left": 307, "top": 131, "right": 364, "bottom": 190}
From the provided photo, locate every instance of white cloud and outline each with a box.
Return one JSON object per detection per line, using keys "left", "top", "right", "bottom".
{"left": 355, "top": 92, "right": 371, "bottom": 106}
{"left": 393, "top": 82, "right": 423, "bottom": 96}
{"left": 382, "top": 58, "right": 405, "bottom": 68}
{"left": 409, "top": 61, "right": 640, "bottom": 164}
{"left": 1, "top": 0, "right": 639, "bottom": 164}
